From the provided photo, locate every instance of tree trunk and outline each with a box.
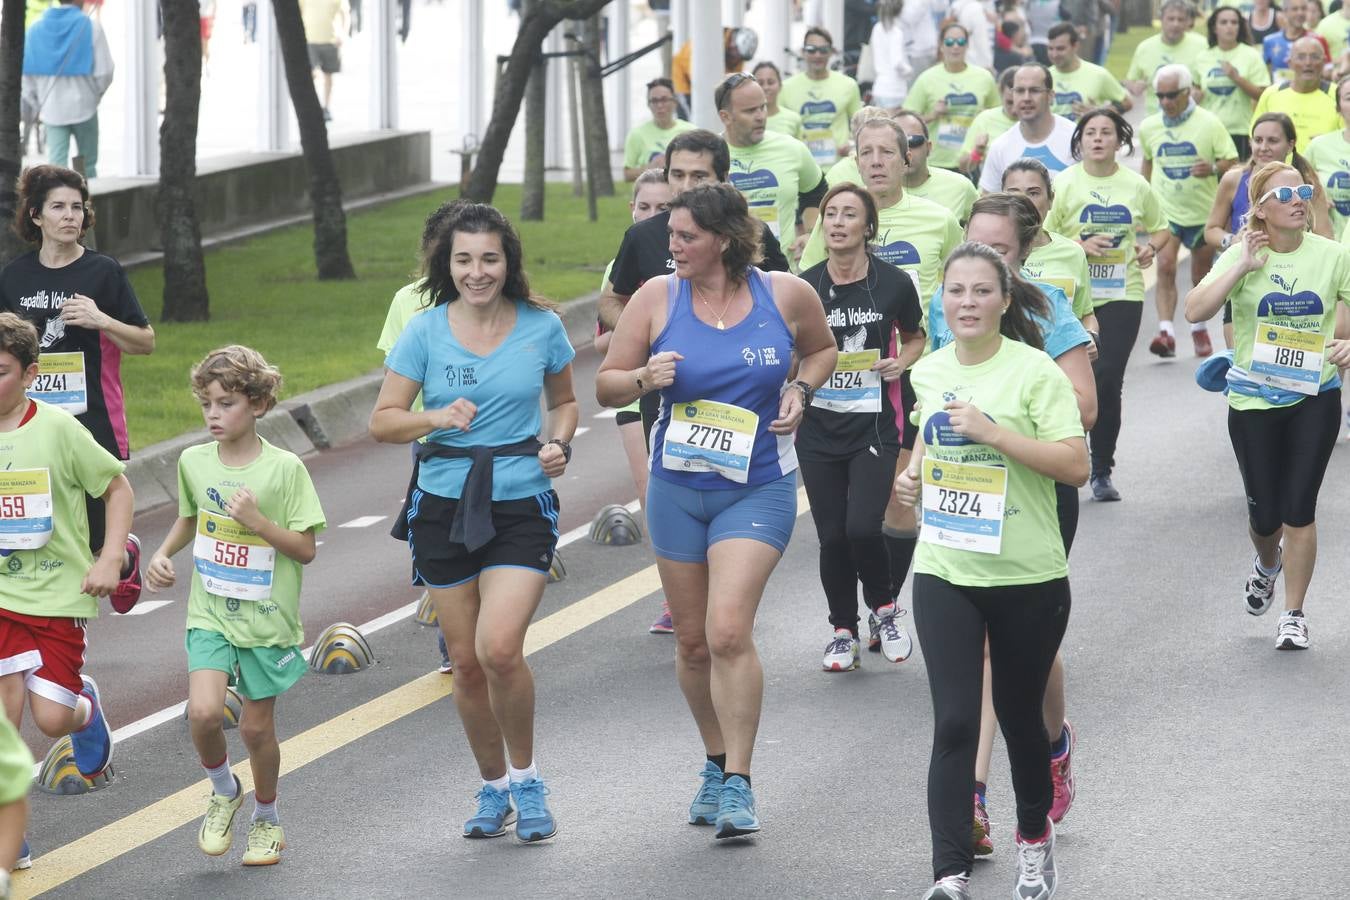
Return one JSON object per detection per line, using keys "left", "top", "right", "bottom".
{"left": 0, "top": 0, "right": 29, "bottom": 265}
{"left": 520, "top": 0, "right": 547, "bottom": 220}
{"left": 463, "top": 0, "right": 613, "bottom": 203}
{"left": 578, "top": 13, "right": 613, "bottom": 197}
{"left": 157, "top": 0, "right": 210, "bottom": 322}
{"left": 271, "top": 0, "right": 356, "bottom": 279}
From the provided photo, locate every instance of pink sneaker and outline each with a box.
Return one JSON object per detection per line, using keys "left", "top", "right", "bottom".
{"left": 649, "top": 599, "right": 674, "bottom": 634}
{"left": 110, "top": 534, "right": 143, "bottom": 614}
{"left": 972, "top": 792, "right": 992, "bottom": 857}
{"left": 1048, "top": 719, "right": 1076, "bottom": 824}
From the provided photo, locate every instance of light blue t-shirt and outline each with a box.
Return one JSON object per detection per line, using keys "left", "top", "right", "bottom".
{"left": 927, "top": 281, "right": 1089, "bottom": 359}
{"left": 385, "top": 301, "right": 575, "bottom": 500}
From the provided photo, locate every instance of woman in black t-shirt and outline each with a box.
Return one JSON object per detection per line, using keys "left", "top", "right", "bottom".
{"left": 797, "top": 183, "right": 925, "bottom": 673}
{"left": 0, "top": 165, "right": 156, "bottom": 612}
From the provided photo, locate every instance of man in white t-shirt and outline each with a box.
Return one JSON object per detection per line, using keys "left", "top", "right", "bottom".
{"left": 979, "top": 63, "right": 1076, "bottom": 193}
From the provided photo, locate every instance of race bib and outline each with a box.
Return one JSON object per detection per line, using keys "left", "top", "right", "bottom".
{"left": 804, "top": 127, "right": 835, "bottom": 166}
{"left": 1086, "top": 244, "right": 1128, "bottom": 300}
{"left": 749, "top": 202, "right": 780, "bottom": 237}
{"left": 1249, "top": 322, "right": 1325, "bottom": 395}
{"left": 813, "top": 350, "right": 881, "bottom": 413}
{"left": 193, "top": 509, "right": 276, "bottom": 601}
{"left": 919, "top": 457, "right": 1007, "bottom": 555}
{"left": 1039, "top": 275, "right": 1077, "bottom": 300}
{"left": 0, "top": 468, "right": 53, "bottom": 550}
{"left": 936, "top": 120, "right": 967, "bottom": 150}
{"left": 662, "top": 400, "right": 759, "bottom": 484}
{"left": 28, "top": 352, "right": 87, "bottom": 415}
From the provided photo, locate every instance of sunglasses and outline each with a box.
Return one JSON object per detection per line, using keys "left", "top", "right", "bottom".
{"left": 803, "top": 45, "right": 832, "bottom": 54}
{"left": 907, "top": 133, "right": 927, "bottom": 148}
{"left": 1257, "top": 183, "right": 1315, "bottom": 204}
{"left": 715, "top": 73, "right": 757, "bottom": 109}
{"left": 1154, "top": 88, "right": 1187, "bottom": 100}
{"left": 944, "top": 37, "right": 968, "bottom": 46}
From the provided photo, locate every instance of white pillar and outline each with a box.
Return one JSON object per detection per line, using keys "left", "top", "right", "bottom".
{"left": 689, "top": 3, "right": 723, "bottom": 130}
{"left": 459, "top": 0, "right": 485, "bottom": 150}
{"left": 257, "top": 0, "right": 288, "bottom": 151}
{"left": 609, "top": 0, "right": 629, "bottom": 152}
{"left": 824, "top": 0, "right": 845, "bottom": 51}
{"left": 672, "top": 0, "right": 690, "bottom": 52}
{"left": 122, "top": 0, "right": 159, "bottom": 175}
{"left": 545, "top": 24, "right": 565, "bottom": 168}
{"left": 368, "top": 0, "right": 397, "bottom": 129}
{"left": 723, "top": 0, "right": 743, "bottom": 27}
{"left": 760, "top": 0, "right": 790, "bottom": 71}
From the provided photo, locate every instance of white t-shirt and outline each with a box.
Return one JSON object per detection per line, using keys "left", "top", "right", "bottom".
{"left": 953, "top": 0, "right": 995, "bottom": 71}
{"left": 870, "top": 20, "right": 914, "bottom": 101}
{"left": 901, "top": 0, "right": 939, "bottom": 61}
{"left": 979, "top": 114, "right": 1078, "bottom": 193}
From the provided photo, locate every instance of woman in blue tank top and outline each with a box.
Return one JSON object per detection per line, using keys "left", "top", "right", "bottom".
{"left": 597, "top": 183, "right": 837, "bottom": 841}
{"left": 1204, "top": 113, "right": 1332, "bottom": 346}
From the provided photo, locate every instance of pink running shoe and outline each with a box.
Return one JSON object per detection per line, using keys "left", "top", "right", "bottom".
{"left": 649, "top": 599, "right": 674, "bottom": 634}
{"left": 973, "top": 792, "right": 992, "bottom": 857}
{"left": 110, "top": 534, "right": 143, "bottom": 614}
{"left": 1049, "top": 719, "right": 1076, "bottom": 824}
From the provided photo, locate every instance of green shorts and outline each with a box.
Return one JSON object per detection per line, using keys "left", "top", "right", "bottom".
{"left": 186, "top": 629, "right": 306, "bottom": 700}
{"left": 0, "top": 714, "right": 33, "bottom": 805}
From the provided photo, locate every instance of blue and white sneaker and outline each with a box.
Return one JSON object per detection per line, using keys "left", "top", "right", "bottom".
{"left": 462, "top": 784, "right": 515, "bottom": 838}
{"left": 12, "top": 837, "right": 30, "bottom": 870}
{"left": 70, "top": 675, "right": 112, "bottom": 779}
{"left": 688, "top": 760, "right": 722, "bottom": 825}
{"left": 714, "top": 775, "right": 760, "bottom": 839}
{"left": 509, "top": 777, "right": 557, "bottom": 843}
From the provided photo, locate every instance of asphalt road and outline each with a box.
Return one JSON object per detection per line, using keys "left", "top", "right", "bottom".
{"left": 15, "top": 269, "right": 1350, "bottom": 899}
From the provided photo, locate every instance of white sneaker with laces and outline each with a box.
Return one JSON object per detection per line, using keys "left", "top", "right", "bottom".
{"left": 876, "top": 604, "right": 913, "bottom": 663}
{"left": 922, "top": 872, "right": 971, "bottom": 899}
{"left": 1014, "top": 818, "right": 1057, "bottom": 900}
{"left": 821, "top": 629, "right": 859, "bottom": 671}
{"left": 1276, "top": 610, "right": 1309, "bottom": 650}
{"left": 1244, "top": 553, "right": 1281, "bottom": 616}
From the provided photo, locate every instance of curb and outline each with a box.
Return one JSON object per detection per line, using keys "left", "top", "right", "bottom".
{"left": 124, "top": 292, "right": 600, "bottom": 514}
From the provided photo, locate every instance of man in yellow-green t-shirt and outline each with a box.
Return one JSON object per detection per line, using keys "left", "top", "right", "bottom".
{"left": 777, "top": 25, "right": 864, "bottom": 168}
{"left": 623, "top": 78, "right": 697, "bottom": 181}
{"left": 1046, "top": 22, "right": 1130, "bottom": 121}
{"left": 1251, "top": 36, "right": 1341, "bottom": 153}
{"left": 1124, "top": 0, "right": 1207, "bottom": 116}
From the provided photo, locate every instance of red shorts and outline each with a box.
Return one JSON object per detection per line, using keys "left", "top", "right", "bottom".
{"left": 0, "top": 608, "right": 87, "bottom": 708}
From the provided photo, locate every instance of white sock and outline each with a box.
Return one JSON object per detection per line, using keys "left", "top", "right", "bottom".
{"left": 1190, "top": 321, "right": 1208, "bottom": 333}
{"left": 253, "top": 797, "right": 279, "bottom": 824}
{"left": 484, "top": 774, "right": 509, "bottom": 792}
{"left": 73, "top": 695, "right": 92, "bottom": 730}
{"left": 203, "top": 758, "right": 238, "bottom": 797}
{"left": 1160, "top": 320, "right": 1175, "bottom": 336}
{"left": 508, "top": 762, "right": 539, "bottom": 784}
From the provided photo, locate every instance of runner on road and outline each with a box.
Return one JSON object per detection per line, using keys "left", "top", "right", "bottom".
{"left": 1124, "top": 0, "right": 1208, "bottom": 115}
{"left": 978, "top": 64, "right": 1077, "bottom": 194}
{"left": 1045, "top": 22, "right": 1130, "bottom": 121}
{"left": 623, "top": 78, "right": 696, "bottom": 181}
{"left": 1195, "top": 6, "right": 1271, "bottom": 161}
{"left": 907, "top": 23, "right": 1000, "bottom": 172}
{"left": 777, "top": 26, "right": 864, "bottom": 168}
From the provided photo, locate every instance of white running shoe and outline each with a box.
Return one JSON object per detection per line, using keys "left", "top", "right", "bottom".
{"left": 821, "top": 629, "right": 860, "bottom": 672}
{"left": 1276, "top": 610, "right": 1309, "bottom": 650}
{"left": 1014, "top": 818, "right": 1058, "bottom": 900}
{"left": 875, "top": 604, "right": 913, "bottom": 663}
{"left": 922, "top": 872, "right": 971, "bottom": 899}
{"left": 1244, "top": 553, "right": 1281, "bottom": 616}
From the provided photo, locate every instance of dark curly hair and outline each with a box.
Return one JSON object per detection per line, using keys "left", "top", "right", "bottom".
{"left": 667, "top": 183, "right": 763, "bottom": 281}
{"left": 1070, "top": 107, "right": 1135, "bottom": 159}
{"left": 14, "top": 165, "right": 94, "bottom": 244}
{"left": 417, "top": 202, "right": 554, "bottom": 312}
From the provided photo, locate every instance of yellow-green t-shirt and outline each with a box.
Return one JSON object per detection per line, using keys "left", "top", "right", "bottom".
{"left": 911, "top": 338, "right": 1084, "bottom": 587}
{"left": 906, "top": 63, "right": 1000, "bottom": 170}
{"left": 726, "top": 130, "right": 824, "bottom": 242}
{"left": 1045, "top": 163, "right": 1167, "bottom": 306}
{"left": 960, "top": 106, "right": 1016, "bottom": 158}
{"left": 1126, "top": 32, "right": 1209, "bottom": 115}
{"left": 1195, "top": 44, "right": 1271, "bottom": 137}
{"left": 0, "top": 401, "right": 124, "bottom": 619}
{"left": 1251, "top": 84, "right": 1341, "bottom": 152}
{"left": 1199, "top": 232, "right": 1350, "bottom": 410}
{"left": 800, "top": 190, "right": 962, "bottom": 318}
{"left": 1051, "top": 60, "right": 1128, "bottom": 121}
{"left": 1315, "top": 11, "right": 1350, "bottom": 62}
{"left": 777, "top": 71, "right": 864, "bottom": 168}
{"left": 1139, "top": 106, "right": 1239, "bottom": 227}
{"left": 0, "top": 713, "right": 32, "bottom": 805}
{"left": 908, "top": 167, "right": 980, "bottom": 224}
{"left": 825, "top": 155, "right": 861, "bottom": 187}
{"left": 1305, "top": 130, "right": 1350, "bottom": 236}
{"left": 765, "top": 106, "right": 804, "bottom": 141}
{"left": 623, "top": 118, "right": 697, "bottom": 171}
{"left": 1023, "top": 232, "right": 1094, "bottom": 320}
{"left": 179, "top": 439, "right": 326, "bottom": 649}
{"left": 377, "top": 281, "right": 433, "bottom": 416}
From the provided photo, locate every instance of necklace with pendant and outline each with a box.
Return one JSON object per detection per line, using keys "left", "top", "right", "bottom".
{"left": 693, "top": 282, "right": 734, "bottom": 329}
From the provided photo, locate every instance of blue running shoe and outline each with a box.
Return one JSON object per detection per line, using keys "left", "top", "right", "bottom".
{"left": 714, "top": 775, "right": 760, "bottom": 839}
{"left": 70, "top": 675, "right": 113, "bottom": 779}
{"left": 509, "top": 777, "right": 557, "bottom": 843}
{"left": 13, "top": 837, "right": 30, "bottom": 870}
{"left": 463, "top": 784, "right": 515, "bottom": 838}
{"left": 688, "top": 760, "right": 722, "bottom": 825}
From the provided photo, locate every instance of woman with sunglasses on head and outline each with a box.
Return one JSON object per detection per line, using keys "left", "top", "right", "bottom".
{"left": 1045, "top": 108, "right": 1168, "bottom": 503}
{"left": 906, "top": 23, "right": 1000, "bottom": 172}
{"left": 798, "top": 183, "right": 925, "bottom": 672}
{"left": 1185, "top": 161, "right": 1350, "bottom": 651}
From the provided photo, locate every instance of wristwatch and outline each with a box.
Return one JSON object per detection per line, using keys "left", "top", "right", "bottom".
{"left": 789, "top": 380, "right": 815, "bottom": 406}
{"left": 545, "top": 439, "right": 572, "bottom": 462}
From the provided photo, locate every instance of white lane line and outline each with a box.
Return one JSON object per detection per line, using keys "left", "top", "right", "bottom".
{"left": 102, "top": 498, "right": 643, "bottom": 747}
{"left": 591, "top": 408, "right": 618, "bottom": 419}
{"left": 121, "top": 600, "right": 173, "bottom": 617}
{"left": 339, "top": 515, "right": 387, "bottom": 529}
{"left": 574, "top": 426, "right": 590, "bottom": 437}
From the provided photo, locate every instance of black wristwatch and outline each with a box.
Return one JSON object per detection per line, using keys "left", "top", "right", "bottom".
{"left": 789, "top": 380, "right": 815, "bottom": 406}
{"left": 546, "top": 439, "right": 572, "bottom": 462}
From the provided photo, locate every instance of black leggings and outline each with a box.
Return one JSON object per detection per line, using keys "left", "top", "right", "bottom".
{"left": 1055, "top": 481, "right": 1078, "bottom": 556}
{"left": 1089, "top": 300, "right": 1142, "bottom": 475}
{"left": 1228, "top": 389, "right": 1341, "bottom": 535}
{"left": 799, "top": 449, "right": 898, "bottom": 633}
{"left": 914, "top": 574, "right": 1071, "bottom": 880}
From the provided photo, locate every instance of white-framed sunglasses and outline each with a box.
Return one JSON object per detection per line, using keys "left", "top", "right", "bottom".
{"left": 1256, "top": 184, "right": 1314, "bottom": 205}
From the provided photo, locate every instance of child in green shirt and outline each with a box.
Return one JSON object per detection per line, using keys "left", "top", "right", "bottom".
{"left": 146, "top": 345, "right": 325, "bottom": 867}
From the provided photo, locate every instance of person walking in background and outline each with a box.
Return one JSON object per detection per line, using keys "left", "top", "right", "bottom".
{"left": 869, "top": 1, "right": 915, "bottom": 108}
{"left": 21, "top": 0, "right": 113, "bottom": 178}
{"left": 300, "top": 0, "right": 348, "bottom": 122}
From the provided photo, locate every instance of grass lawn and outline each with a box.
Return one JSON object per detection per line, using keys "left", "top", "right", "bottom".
{"left": 123, "top": 182, "right": 630, "bottom": 450}
{"left": 1106, "top": 25, "right": 1154, "bottom": 81}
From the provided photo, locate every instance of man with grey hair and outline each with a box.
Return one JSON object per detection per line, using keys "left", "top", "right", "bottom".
{"left": 1138, "top": 62, "right": 1239, "bottom": 358}
{"left": 1251, "top": 35, "right": 1340, "bottom": 153}
{"left": 1124, "top": 0, "right": 1208, "bottom": 116}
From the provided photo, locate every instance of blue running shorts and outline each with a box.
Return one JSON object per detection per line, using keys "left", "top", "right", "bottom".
{"left": 646, "top": 471, "right": 797, "bottom": 563}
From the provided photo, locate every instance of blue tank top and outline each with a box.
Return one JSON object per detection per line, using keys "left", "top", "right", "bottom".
{"left": 650, "top": 268, "right": 798, "bottom": 489}
{"left": 1230, "top": 168, "right": 1252, "bottom": 234}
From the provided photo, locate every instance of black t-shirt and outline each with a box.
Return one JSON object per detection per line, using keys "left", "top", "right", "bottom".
{"left": 0, "top": 249, "right": 149, "bottom": 459}
{"left": 609, "top": 209, "right": 791, "bottom": 297}
{"left": 795, "top": 254, "right": 921, "bottom": 461}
